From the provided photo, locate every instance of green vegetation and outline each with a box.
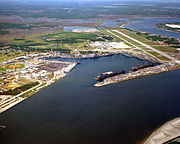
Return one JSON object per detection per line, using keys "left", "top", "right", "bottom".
{"left": 167, "top": 142, "right": 179, "bottom": 144}
{"left": 103, "top": 28, "right": 176, "bottom": 61}
{"left": 104, "top": 29, "right": 148, "bottom": 50}
{"left": 116, "top": 20, "right": 123, "bottom": 22}
{"left": 0, "top": 30, "right": 9, "bottom": 34}
{"left": 0, "top": 82, "right": 39, "bottom": 95}
{"left": 136, "top": 31, "right": 180, "bottom": 46}
{"left": 0, "top": 67, "right": 6, "bottom": 71}
{"left": 14, "top": 38, "right": 26, "bottom": 41}
{"left": 0, "top": 63, "right": 25, "bottom": 71}
{"left": 43, "top": 32, "right": 99, "bottom": 44}
{"left": 0, "top": 23, "right": 35, "bottom": 30}
{"left": 0, "top": 1, "right": 180, "bottom": 19}
{"left": 5, "top": 64, "right": 25, "bottom": 69}
{"left": 1, "top": 31, "right": 113, "bottom": 53}
{"left": 101, "top": 35, "right": 114, "bottom": 41}
{"left": 167, "top": 137, "right": 180, "bottom": 144}
{"left": 18, "top": 78, "right": 32, "bottom": 83}
{"left": 117, "top": 28, "right": 177, "bottom": 53}
{"left": 0, "top": 51, "right": 38, "bottom": 63}
{"left": 0, "top": 23, "right": 56, "bottom": 34}
{"left": 25, "top": 40, "right": 34, "bottom": 43}
{"left": 156, "top": 23, "right": 180, "bottom": 33}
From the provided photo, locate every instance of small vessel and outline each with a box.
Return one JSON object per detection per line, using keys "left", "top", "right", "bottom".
{"left": 95, "top": 70, "right": 125, "bottom": 81}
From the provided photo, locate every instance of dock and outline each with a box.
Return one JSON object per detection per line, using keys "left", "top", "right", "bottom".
{"left": 94, "top": 63, "right": 175, "bottom": 87}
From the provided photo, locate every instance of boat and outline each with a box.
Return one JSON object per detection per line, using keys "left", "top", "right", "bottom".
{"left": 95, "top": 70, "right": 125, "bottom": 81}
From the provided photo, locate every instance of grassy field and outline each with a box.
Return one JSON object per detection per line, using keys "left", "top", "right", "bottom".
{"left": 0, "top": 67, "right": 6, "bottom": 71}
{"left": 102, "top": 29, "right": 147, "bottom": 50}
{"left": 0, "top": 23, "right": 35, "bottom": 30}
{"left": 156, "top": 23, "right": 180, "bottom": 33}
{"left": 5, "top": 64, "right": 25, "bottom": 69}
{"left": 0, "top": 63, "right": 25, "bottom": 71}
{"left": 0, "top": 30, "right": 9, "bottom": 34}
{"left": 42, "top": 32, "right": 100, "bottom": 45}
{"left": 0, "top": 82, "right": 39, "bottom": 95}
{"left": 13, "top": 31, "right": 100, "bottom": 43}
{"left": 45, "top": 32, "right": 98, "bottom": 39}
{"left": 10, "top": 30, "right": 112, "bottom": 51}
{"left": 18, "top": 77, "right": 33, "bottom": 83}
{"left": 0, "top": 51, "right": 39, "bottom": 63}
{"left": 103, "top": 28, "right": 175, "bottom": 61}
{"left": 0, "top": 1, "right": 179, "bottom": 19}
{"left": 119, "top": 29, "right": 177, "bottom": 53}
{"left": 0, "top": 30, "right": 109, "bottom": 62}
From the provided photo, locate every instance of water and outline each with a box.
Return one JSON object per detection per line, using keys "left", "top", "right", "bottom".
{"left": 100, "top": 20, "right": 123, "bottom": 28}
{"left": 1, "top": 55, "right": 180, "bottom": 144}
{"left": 2, "top": 15, "right": 180, "bottom": 39}
{"left": 125, "top": 18, "right": 180, "bottom": 39}
{"left": 165, "top": 7, "right": 180, "bottom": 9}
{"left": 64, "top": 26, "right": 97, "bottom": 32}
{"left": 100, "top": 17, "right": 180, "bottom": 39}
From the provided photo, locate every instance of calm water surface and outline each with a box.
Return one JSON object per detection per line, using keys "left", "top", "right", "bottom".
{"left": 125, "top": 18, "right": 180, "bottom": 39}
{"left": 0, "top": 55, "right": 180, "bottom": 144}
{"left": 100, "top": 17, "right": 180, "bottom": 39}
{"left": 1, "top": 16, "right": 180, "bottom": 39}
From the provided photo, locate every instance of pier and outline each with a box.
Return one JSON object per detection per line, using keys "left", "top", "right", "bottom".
{"left": 94, "top": 63, "right": 175, "bottom": 87}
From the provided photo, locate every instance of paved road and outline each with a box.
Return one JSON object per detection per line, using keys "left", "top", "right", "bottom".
{"left": 0, "top": 80, "right": 42, "bottom": 107}
{"left": 106, "top": 30, "right": 158, "bottom": 60}
{"left": 110, "top": 30, "right": 179, "bottom": 63}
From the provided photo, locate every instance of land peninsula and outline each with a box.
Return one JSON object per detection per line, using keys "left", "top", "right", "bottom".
{"left": 1, "top": 26, "right": 180, "bottom": 114}
{"left": 0, "top": 1, "right": 180, "bottom": 143}
{"left": 156, "top": 22, "right": 180, "bottom": 33}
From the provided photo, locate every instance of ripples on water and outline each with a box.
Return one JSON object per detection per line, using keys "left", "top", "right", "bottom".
{"left": 0, "top": 55, "right": 180, "bottom": 144}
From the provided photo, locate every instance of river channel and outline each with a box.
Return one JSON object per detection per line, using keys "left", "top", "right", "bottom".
{"left": 0, "top": 55, "right": 180, "bottom": 144}
{"left": 125, "top": 18, "right": 180, "bottom": 39}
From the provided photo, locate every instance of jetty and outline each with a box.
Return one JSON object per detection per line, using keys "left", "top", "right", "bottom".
{"left": 94, "top": 63, "right": 174, "bottom": 87}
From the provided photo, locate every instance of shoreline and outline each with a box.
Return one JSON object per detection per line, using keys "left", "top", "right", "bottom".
{"left": 143, "top": 117, "right": 180, "bottom": 144}
{"left": 155, "top": 23, "right": 180, "bottom": 34}
{"left": 94, "top": 63, "right": 179, "bottom": 87}
{"left": 1, "top": 51, "right": 149, "bottom": 113}
{"left": 93, "top": 48, "right": 179, "bottom": 87}
{"left": 1, "top": 51, "right": 146, "bottom": 114}
{"left": 0, "top": 61, "right": 77, "bottom": 114}
{"left": 92, "top": 27, "right": 180, "bottom": 87}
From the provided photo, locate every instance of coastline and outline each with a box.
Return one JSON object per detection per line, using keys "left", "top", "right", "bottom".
{"left": 143, "top": 117, "right": 180, "bottom": 144}
{"left": 155, "top": 23, "right": 180, "bottom": 34}
{"left": 94, "top": 63, "right": 179, "bottom": 87}
{"left": 0, "top": 52, "right": 130, "bottom": 114}
{"left": 1, "top": 50, "right": 153, "bottom": 113}
{"left": 93, "top": 48, "right": 180, "bottom": 87}
{"left": 0, "top": 61, "right": 77, "bottom": 114}
{"left": 92, "top": 28, "right": 180, "bottom": 87}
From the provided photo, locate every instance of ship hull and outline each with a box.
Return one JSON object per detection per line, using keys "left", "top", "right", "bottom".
{"left": 95, "top": 70, "right": 125, "bottom": 81}
{"left": 131, "top": 63, "right": 155, "bottom": 72}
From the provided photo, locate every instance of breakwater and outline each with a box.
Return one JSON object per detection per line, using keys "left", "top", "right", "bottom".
{"left": 1, "top": 54, "right": 180, "bottom": 144}
{"left": 94, "top": 63, "right": 175, "bottom": 87}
